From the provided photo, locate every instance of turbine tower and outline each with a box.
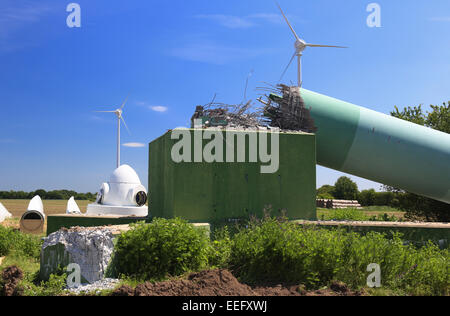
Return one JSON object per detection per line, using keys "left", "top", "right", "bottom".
{"left": 275, "top": 1, "right": 348, "bottom": 87}
{"left": 95, "top": 95, "right": 131, "bottom": 168}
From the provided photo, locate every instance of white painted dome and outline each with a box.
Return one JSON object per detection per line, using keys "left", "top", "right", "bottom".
{"left": 108, "top": 164, "right": 142, "bottom": 184}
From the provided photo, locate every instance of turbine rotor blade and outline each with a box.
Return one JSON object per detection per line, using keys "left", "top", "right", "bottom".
{"left": 120, "top": 116, "right": 131, "bottom": 135}
{"left": 279, "top": 51, "right": 297, "bottom": 82}
{"left": 306, "top": 44, "right": 348, "bottom": 48}
{"left": 94, "top": 111, "right": 116, "bottom": 113}
{"left": 274, "top": 1, "right": 300, "bottom": 41}
{"left": 120, "top": 94, "right": 130, "bottom": 109}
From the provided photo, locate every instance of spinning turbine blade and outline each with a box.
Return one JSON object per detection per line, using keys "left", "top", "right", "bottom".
{"left": 274, "top": 1, "right": 300, "bottom": 41}
{"left": 306, "top": 44, "right": 348, "bottom": 48}
{"left": 94, "top": 110, "right": 116, "bottom": 113}
{"left": 120, "top": 94, "right": 130, "bottom": 109}
{"left": 243, "top": 69, "right": 254, "bottom": 101}
{"left": 279, "top": 51, "right": 297, "bottom": 82}
{"left": 121, "top": 116, "right": 131, "bottom": 135}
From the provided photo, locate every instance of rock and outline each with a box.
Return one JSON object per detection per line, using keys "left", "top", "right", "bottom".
{"left": 40, "top": 227, "right": 116, "bottom": 284}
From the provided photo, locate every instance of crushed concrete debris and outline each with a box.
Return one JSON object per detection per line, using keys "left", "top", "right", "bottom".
{"left": 41, "top": 227, "right": 116, "bottom": 284}
{"left": 66, "top": 278, "right": 120, "bottom": 295}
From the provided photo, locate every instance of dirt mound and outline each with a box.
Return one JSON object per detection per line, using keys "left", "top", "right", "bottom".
{"left": 111, "top": 269, "right": 363, "bottom": 296}
{"left": 1, "top": 266, "right": 24, "bottom": 296}
{"left": 114, "top": 270, "right": 256, "bottom": 296}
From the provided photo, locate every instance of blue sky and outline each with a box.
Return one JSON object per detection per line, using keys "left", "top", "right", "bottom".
{"left": 1, "top": 0, "right": 450, "bottom": 193}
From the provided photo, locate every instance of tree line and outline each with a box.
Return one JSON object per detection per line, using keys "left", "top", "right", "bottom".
{"left": 0, "top": 190, "right": 96, "bottom": 201}
{"left": 318, "top": 178, "right": 449, "bottom": 222}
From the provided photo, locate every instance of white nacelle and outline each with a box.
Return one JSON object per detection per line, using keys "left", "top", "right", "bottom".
{"left": 96, "top": 164, "right": 147, "bottom": 207}
{"left": 86, "top": 165, "right": 148, "bottom": 217}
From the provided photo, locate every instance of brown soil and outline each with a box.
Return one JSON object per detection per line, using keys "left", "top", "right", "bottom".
{"left": 1, "top": 266, "right": 24, "bottom": 296}
{"left": 111, "top": 269, "right": 363, "bottom": 297}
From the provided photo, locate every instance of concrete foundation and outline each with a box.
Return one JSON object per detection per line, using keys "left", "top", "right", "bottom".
{"left": 46, "top": 214, "right": 148, "bottom": 236}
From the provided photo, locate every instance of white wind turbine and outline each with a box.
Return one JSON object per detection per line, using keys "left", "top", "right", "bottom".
{"left": 275, "top": 1, "right": 348, "bottom": 87}
{"left": 95, "top": 95, "right": 131, "bottom": 168}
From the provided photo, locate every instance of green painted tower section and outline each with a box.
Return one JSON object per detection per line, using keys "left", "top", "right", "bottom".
{"left": 300, "top": 88, "right": 450, "bottom": 204}
{"left": 148, "top": 130, "right": 317, "bottom": 223}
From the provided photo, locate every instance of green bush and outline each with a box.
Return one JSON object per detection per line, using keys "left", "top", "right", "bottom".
{"left": 0, "top": 226, "right": 42, "bottom": 259}
{"left": 21, "top": 273, "right": 67, "bottom": 297}
{"left": 317, "top": 193, "right": 334, "bottom": 200}
{"left": 322, "top": 209, "right": 369, "bottom": 221}
{"left": 229, "top": 218, "right": 449, "bottom": 295}
{"left": 207, "top": 226, "right": 232, "bottom": 268}
{"left": 317, "top": 185, "right": 335, "bottom": 199}
{"left": 358, "top": 189, "right": 377, "bottom": 206}
{"left": 114, "top": 219, "right": 210, "bottom": 280}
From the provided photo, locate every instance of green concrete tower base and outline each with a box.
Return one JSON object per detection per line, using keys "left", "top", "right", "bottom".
{"left": 149, "top": 129, "right": 317, "bottom": 224}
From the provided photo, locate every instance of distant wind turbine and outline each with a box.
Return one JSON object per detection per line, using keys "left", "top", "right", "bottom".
{"left": 275, "top": 1, "right": 348, "bottom": 87}
{"left": 95, "top": 95, "right": 131, "bottom": 168}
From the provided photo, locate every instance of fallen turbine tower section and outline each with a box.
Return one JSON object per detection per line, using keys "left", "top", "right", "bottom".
{"left": 267, "top": 86, "right": 450, "bottom": 204}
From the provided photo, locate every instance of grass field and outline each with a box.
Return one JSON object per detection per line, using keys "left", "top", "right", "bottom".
{"left": 317, "top": 206, "right": 405, "bottom": 221}
{"left": 1, "top": 199, "right": 92, "bottom": 230}
{"left": 1, "top": 199, "right": 405, "bottom": 227}
{"left": 0, "top": 199, "right": 91, "bottom": 218}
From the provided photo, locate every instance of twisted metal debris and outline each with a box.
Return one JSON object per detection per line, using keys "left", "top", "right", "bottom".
{"left": 191, "top": 84, "right": 317, "bottom": 133}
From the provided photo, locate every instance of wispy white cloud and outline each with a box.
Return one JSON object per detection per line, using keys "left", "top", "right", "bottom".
{"left": 247, "top": 13, "right": 286, "bottom": 25}
{"left": 429, "top": 17, "right": 450, "bottom": 22}
{"left": 194, "top": 12, "right": 291, "bottom": 29}
{"left": 0, "top": 1, "right": 54, "bottom": 53}
{"left": 195, "top": 14, "right": 255, "bottom": 29}
{"left": 169, "top": 41, "right": 270, "bottom": 65}
{"left": 0, "top": 1, "right": 53, "bottom": 39}
{"left": 122, "top": 142, "right": 146, "bottom": 148}
{"left": 136, "top": 101, "right": 169, "bottom": 113}
{"left": 150, "top": 106, "right": 168, "bottom": 113}
{"left": 89, "top": 115, "right": 107, "bottom": 122}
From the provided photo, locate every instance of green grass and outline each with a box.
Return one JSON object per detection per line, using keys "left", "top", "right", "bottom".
{"left": 0, "top": 226, "right": 68, "bottom": 296}
{"left": 317, "top": 206, "right": 405, "bottom": 222}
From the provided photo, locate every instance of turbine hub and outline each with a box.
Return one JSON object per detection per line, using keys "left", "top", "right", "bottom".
{"left": 295, "top": 39, "right": 307, "bottom": 53}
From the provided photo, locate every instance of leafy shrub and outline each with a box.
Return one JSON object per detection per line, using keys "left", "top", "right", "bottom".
{"left": 0, "top": 226, "right": 42, "bottom": 259}
{"left": 22, "top": 273, "right": 67, "bottom": 297}
{"left": 358, "top": 189, "right": 377, "bottom": 206}
{"left": 230, "top": 218, "right": 449, "bottom": 295}
{"left": 322, "top": 209, "right": 369, "bottom": 221}
{"left": 317, "top": 193, "right": 334, "bottom": 200}
{"left": 207, "top": 226, "right": 232, "bottom": 268}
{"left": 114, "top": 219, "right": 210, "bottom": 280}
{"left": 317, "top": 185, "right": 335, "bottom": 199}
